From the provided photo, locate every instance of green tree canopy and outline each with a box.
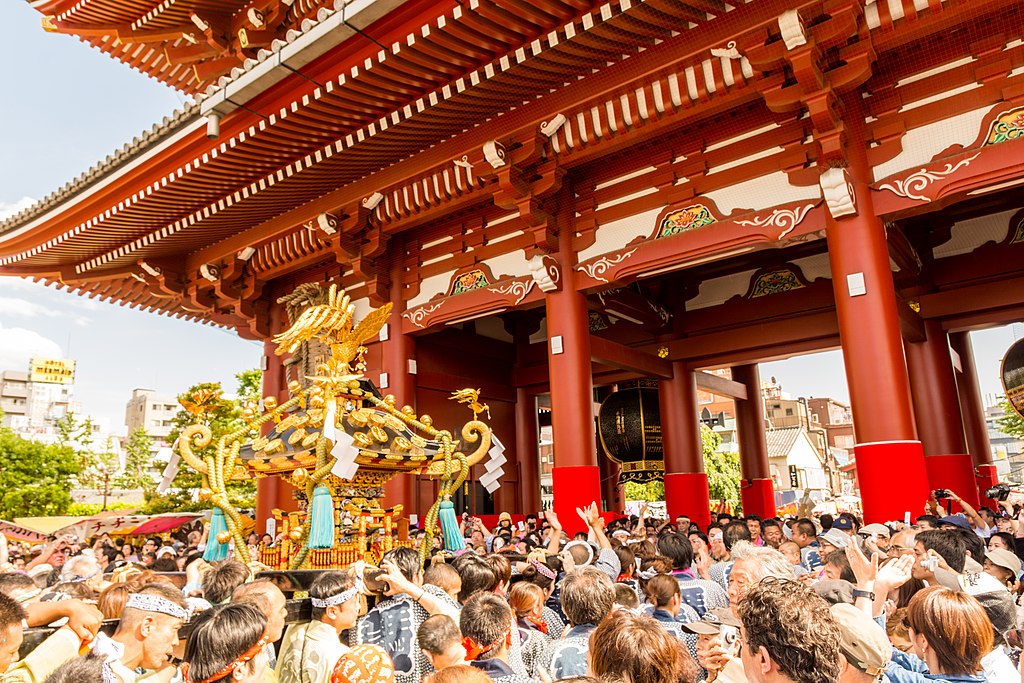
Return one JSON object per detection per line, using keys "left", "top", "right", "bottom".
{"left": 622, "top": 424, "right": 741, "bottom": 508}
{"left": 142, "top": 369, "right": 261, "bottom": 514}
{"left": 117, "top": 427, "right": 156, "bottom": 493}
{"left": 996, "top": 398, "right": 1024, "bottom": 439}
{"left": 77, "top": 436, "right": 121, "bottom": 511}
{"left": 0, "top": 428, "right": 81, "bottom": 518}
{"left": 704, "top": 427, "right": 741, "bottom": 506}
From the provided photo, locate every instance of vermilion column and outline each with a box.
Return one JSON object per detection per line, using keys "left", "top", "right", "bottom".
{"left": 382, "top": 254, "right": 417, "bottom": 518}
{"left": 825, "top": 95, "right": 929, "bottom": 524}
{"left": 659, "top": 361, "right": 712, "bottom": 529}
{"left": 905, "top": 320, "right": 978, "bottom": 507}
{"left": 515, "top": 388, "right": 542, "bottom": 516}
{"left": 546, "top": 193, "right": 600, "bottom": 536}
{"left": 732, "top": 364, "right": 776, "bottom": 519}
{"left": 949, "top": 331, "right": 998, "bottom": 504}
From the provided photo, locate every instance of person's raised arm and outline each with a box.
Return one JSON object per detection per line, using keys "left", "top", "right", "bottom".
{"left": 544, "top": 510, "right": 563, "bottom": 556}
{"left": 24, "top": 600, "right": 102, "bottom": 643}
{"left": 26, "top": 536, "right": 70, "bottom": 571}
{"left": 578, "top": 503, "right": 611, "bottom": 550}
{"left": 378, "top": 559, "right": 458, "bottom": 620}
{"left": 632, "top": 502, "right": 648, "bottom": 539}
{"left": 948, "top": 491, "right": 986, "bottom": 532}
{"left": 844, "top": 542, "right": 878, "bottom": 618}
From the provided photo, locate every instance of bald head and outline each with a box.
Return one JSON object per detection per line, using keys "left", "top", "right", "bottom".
{"left": 891, "top": 529, "right": 916, "bottom": 554}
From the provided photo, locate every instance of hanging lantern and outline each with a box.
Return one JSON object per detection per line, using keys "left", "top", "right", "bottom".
{"left": 1002, "top": 337, "right": 1024, "bottom": 419}
{"left": 597, "top": 380, "right": 664, "bottom": 485}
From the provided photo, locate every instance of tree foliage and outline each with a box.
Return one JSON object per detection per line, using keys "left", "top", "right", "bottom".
{"left": 141, "top": 370, "right": 261, "bottom": 514}
{"left": 996, "top": 399, "right": 1024, "bottom": 440}
{"left": 622, "top": 424, "right": 740, "bottom": 507}
{"left": 0, "top": 427, "right": 81, "bottom": 518}
{"left": 703, "top": 426, "right": 741, "bottom": 506}
{"left": 117, "top": 427, "right": 156, "bottom": 493}
{"left": 77, "top": 436, "right": 121, "bottom": 511}
{"left": 624, "top": 480, "right": 665, "bottom": 502}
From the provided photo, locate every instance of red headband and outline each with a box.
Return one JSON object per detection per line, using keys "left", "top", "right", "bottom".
{"left": 462, "top": 628, "right": 512, "bottom": 661}
{"left": 181, "top": 635, "right": 268, "bottom": 683}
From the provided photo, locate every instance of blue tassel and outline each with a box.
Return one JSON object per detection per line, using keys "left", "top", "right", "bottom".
{"left": 203, "top": 507, "right": 229, "bottom": 562}
{"left": 308, "top": 484, "right": 336, "bottom": 550}
{"left": 439, "top": 498, "right": 465, "bottom": 552}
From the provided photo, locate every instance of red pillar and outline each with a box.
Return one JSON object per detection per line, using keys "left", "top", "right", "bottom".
{"left": 515, "top": 388, "right": 542, "bottom": 516}
{"left": 659, "top": 361, "right": 712, "bottom": 529}
{"left": 905, "top": 320, "right": 978, "bottom": 508}
{"left": 825, "top": 95, "right": 929, "bottom": 524}
{"left": 546, "top": 190, "right": 600, "bottom": 536}
{"left": 949, "top": 332, "right": 999, "bottom": 504}
{"left": 732, "top": 364, "right": 776, "bottom": 519}
{"left": 382, "top": 252, "right": 417, "bottom": 519}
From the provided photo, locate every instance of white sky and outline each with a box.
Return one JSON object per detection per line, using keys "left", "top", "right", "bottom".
{"left": 0, "top": 4, "right": 1019, "bottom": 431}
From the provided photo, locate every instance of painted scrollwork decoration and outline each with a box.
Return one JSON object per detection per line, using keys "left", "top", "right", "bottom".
{"left": 579, "top": 249, "right": 637, "bottom": 283}
{"left": 487, "top": 279, "right": 534, "bottom": 305}
{"left": 735, "top": 203, "right": 815, "bottom": 239}
{"left": 877, "top": 154, "right": 981, "bottom": 202}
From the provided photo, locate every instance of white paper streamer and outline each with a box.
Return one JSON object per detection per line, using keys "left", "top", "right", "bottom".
{"left": 324, "top": 400, "right": 360, "bottom": 480}
{"left": 480, "top": 434, "right": 505, "bottom": 491}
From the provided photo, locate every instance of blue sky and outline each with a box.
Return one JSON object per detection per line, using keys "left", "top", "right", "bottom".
{"left": 0, "top": 3, "right": 262, "bottom": 431}
{"left": 0, "top": 3, "right": 1019, "bottom": 432}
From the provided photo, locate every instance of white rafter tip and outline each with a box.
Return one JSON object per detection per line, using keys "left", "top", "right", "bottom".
{"left": 236, "top": 247, "right": 257, "bottom": 261}
{"left": 139, "top": 261, "right": 161, "bottom": 277}
{"left": 541, "top": 113, "right": 567, "bottom": 137}
{"left": 778, "top": 10, "right": 807, "bottom": 50}
{"left": 362, "top": 192, "right": 384, "bottom": 210}
{"left": 482, "top": 141, "right": 507, "bottom": 168}
{"left": 317, "top": 212, "right": 339, "bottom": 234}
{"left": 189, "top": 13, "right": 209, "bottom": 31}
{"left": 199, "top": 263, "right": 219, "bottom": 281}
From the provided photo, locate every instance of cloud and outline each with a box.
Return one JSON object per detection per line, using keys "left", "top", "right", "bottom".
{"left": 0, "top": 276, "right": 47, "bottom": 292}
{"left": 0, "top": 197, "right": 36, "bottom": 221}
{"left": 0, "top": 296, "right": 57, "bottom": 318}
{"left": 0, "top": 295, "right": 90, "bottom": 326}
{"left": 0, "top": 326, "right": 63, "bottom": 370}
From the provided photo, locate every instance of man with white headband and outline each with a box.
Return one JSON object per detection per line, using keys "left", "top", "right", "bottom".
{"left": 91, "top": 583, "right": 189, "bottom": 683}
{"left": 277, "top": 570, "right": 361, "bottom": 683}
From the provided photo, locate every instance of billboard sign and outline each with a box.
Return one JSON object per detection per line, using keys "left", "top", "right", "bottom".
{"left": 28, "top": 357, "right": 75, "bottom": 385}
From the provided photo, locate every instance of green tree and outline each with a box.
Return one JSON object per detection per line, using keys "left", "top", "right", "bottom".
{"left": 54, "top": 412, "right": 94, "bottom": 450}
{"left": 996, "top": 398, "right": 1024, "bottom": 439}
{"left": 0, "top": 428, "right": 81, "bottom": 518}
{"left": 624, "top": 480, "right": 665, "bottom": 502}
{"left": 703, "top": 426, "right": 741, "bottom": 507}
{"left": 117, "top": 427, "right": 156, "bottom": 493}
{"left": 142, "top": 370, "right": 261, "bottom": 513}
{"left": 622, "top": 424, "right": 740, "bottom": 507}
{"left": 78, "top": 436, "right": 121, "bottom": 511}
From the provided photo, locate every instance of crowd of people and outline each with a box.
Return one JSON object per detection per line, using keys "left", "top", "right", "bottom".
{"left": 0, "top": 489, "right": 1022, "bottom": 683}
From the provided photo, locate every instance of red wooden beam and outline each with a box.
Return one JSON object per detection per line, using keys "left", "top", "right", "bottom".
{"left": 694, "top": 371, "right": 748, "bottom": 401}
{"left": 182, "top": 0, "right": 826, "bottom": 270}
{"left": 920, "top": 275, "right": 1024, "bottom": 321}
{"left": 661, "top": 310, "right": 842, "bottom": 368}
{"left": 589, "top": 336, "right": 672, "bottom": 379}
